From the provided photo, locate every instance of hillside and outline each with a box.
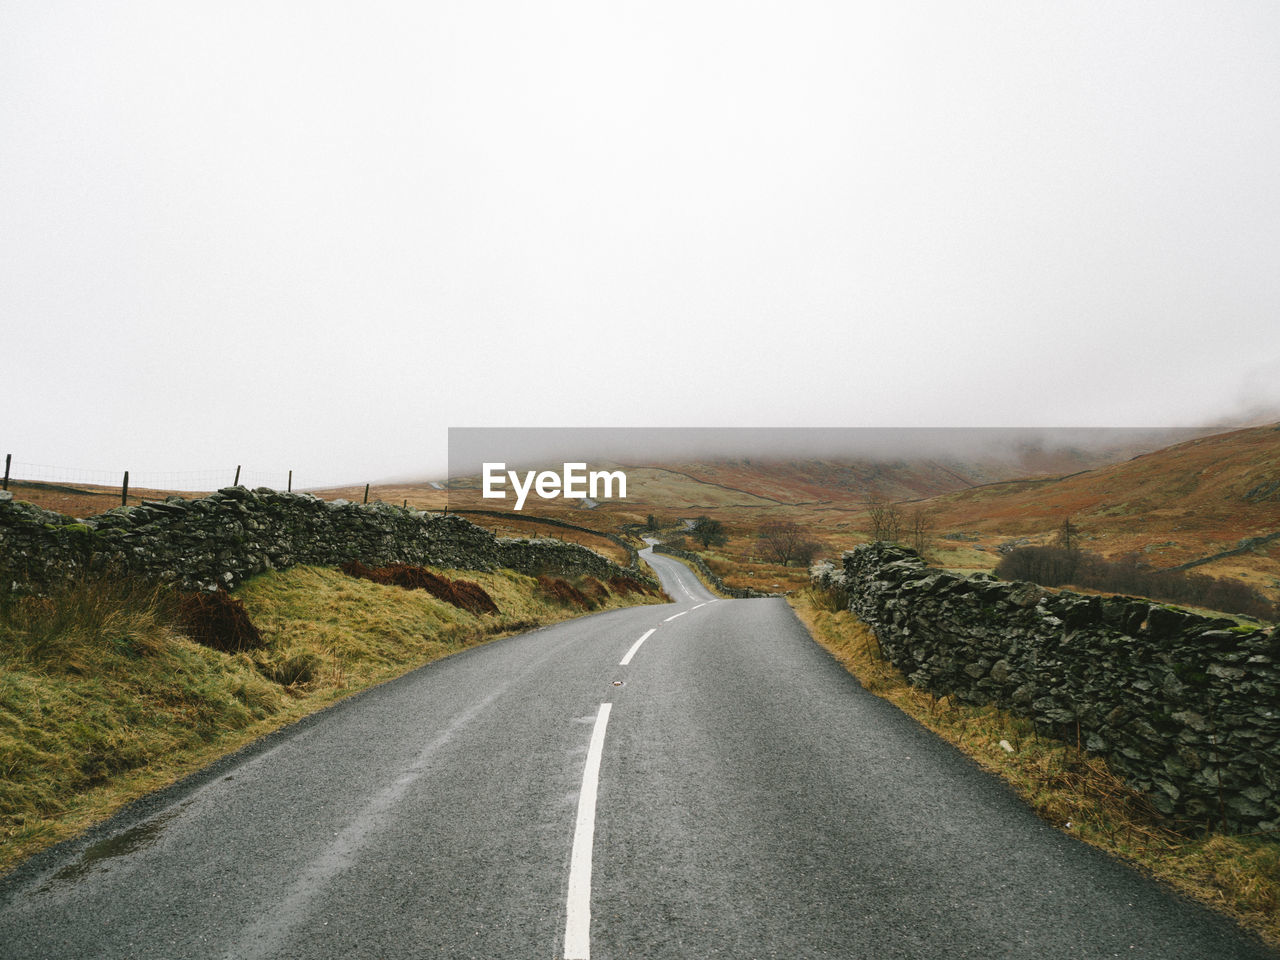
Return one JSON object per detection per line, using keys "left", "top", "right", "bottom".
{"left": 428, "top": 430, "right": 1197, "bottom": 522}
{"left": 439, "top": 423, "right": 1280, "bottom": 602}
{"left": 924, "top": 422, "right": 1280, "bottom": 592}
{"left": 9, "top": 423, "right": 1276, "bottom": 600}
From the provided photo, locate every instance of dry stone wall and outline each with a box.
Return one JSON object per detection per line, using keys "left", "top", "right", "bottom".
{"left": 821, "top": 542, "right": 1279, "bottom": 831}
{"left": 0, "top": 487, "right": 646, "bottom": 594}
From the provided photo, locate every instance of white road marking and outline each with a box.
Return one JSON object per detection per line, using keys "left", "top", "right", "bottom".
{"left": 663, "top": 611, "right": 688, "bottom": 622}
{"left": 619, "top": 629, "right": 655, "bottom": 666}
{"left": 692, "top": 602, "right": 707, "bottom": 610}
{"left": 564, "top": 702, "right": 612, "bottom": 960}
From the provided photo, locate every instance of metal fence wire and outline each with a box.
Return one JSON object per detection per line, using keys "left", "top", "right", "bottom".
{"left": 2, "top": 459, "right": 291, "bottom": 493}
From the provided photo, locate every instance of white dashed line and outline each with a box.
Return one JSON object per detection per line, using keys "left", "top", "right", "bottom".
{"left": 619, "top": 629, "right": 655, "bottom": 666}
{"left": 663, "top": 611, "right": 688, "bottom": 622}
{"left": 564, "top": 702, "right": 612, "bottom": 960}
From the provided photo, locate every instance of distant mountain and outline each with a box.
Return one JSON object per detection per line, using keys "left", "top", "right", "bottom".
{"left": 926, "top": 422, "right": 1280, "bottom": 566}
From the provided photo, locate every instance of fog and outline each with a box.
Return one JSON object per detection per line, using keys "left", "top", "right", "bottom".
{"left": 3, "top": 2, "right": 1279, "bottom": 488}
{"left": 445, "top": 426, "right": 1210, "bottom": 481}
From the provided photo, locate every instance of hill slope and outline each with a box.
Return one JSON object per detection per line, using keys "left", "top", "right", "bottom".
{"left": 927, "top": 422, "right": 1280, "bottom": 578}
{"left": 9, "top": 424, "right": 1275, "bottom": 597}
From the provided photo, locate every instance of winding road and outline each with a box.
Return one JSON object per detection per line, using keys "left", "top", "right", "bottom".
{"left": 0, "top": 548, "right": 1274, "bottom": 959}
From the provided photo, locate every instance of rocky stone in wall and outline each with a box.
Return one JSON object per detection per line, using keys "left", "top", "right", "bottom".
{"left": 0, "top": 487, "right": 650, "bottom": 595}
{"left": 835, "top": 542, "right": 1279, "bottom": 831}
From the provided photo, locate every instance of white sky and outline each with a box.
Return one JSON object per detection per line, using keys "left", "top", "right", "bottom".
{"left": 3, "top": 2, "right": 1279, "bottom": 486}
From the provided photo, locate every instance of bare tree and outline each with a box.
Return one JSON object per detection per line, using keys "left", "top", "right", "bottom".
{"left": 792, "top": 538, "right": 823, "bottom": 568}
{"left": 756, "top": 520, "right": 815, "bottom": 566}
{"left": 865, "top": 494, "right": 903, "bottom": 543}
{"left": 1056, "top": 516, "right": 1081, "bottom": 553}
{"left": 908, "top": 506, "right": 934, "bottom": 557}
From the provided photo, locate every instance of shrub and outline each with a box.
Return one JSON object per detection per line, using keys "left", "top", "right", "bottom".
{"left": 994, "top": 546, "right": 1081, "bottom": 585}
{"left": 806, "top": 582, "right": 850, "bottom": 614}
{"left": 607, "top": 575, "right": 652, "bottom": 596}
{"left": 996, "top": 547, "right": 1276, "bottom": 621}
{"left": 537, "top": 575, "right": 593, "bottom": 610}
{"left": 691, "top": 516, "right": 727, "bottom": 548}
{"left": 0, "top": 573, "right": 178, "bottom": 667}
{"left": 579, "top": 577, "right": 612, "bottom": 604}
{"left": 178, "top": 590, "right": 265, "bottom": 653}
{"left": 339, "top": 560, "right": 499, "bottom": 615}
{"left": 447, "top": 578, "right": 500, "bottom": 615}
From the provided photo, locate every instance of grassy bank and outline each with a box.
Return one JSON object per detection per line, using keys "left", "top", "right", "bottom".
{"left": 0, "top": 565, "right": 663, "bottom": 874}
{"left": 788, "top": 585, "right": 1280, "bottom": 949}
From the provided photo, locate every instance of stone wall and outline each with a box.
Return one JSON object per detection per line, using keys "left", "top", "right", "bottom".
{"left": 0, "top": 487, "right": 648, "bottom": 594}
{"left": 823, "top": 543, "right": 1279, "bottom": 831}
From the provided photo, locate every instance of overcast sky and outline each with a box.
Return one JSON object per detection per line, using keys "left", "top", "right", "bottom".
{"left": 4, "top": 2, "right": 1279, "bottom": 487}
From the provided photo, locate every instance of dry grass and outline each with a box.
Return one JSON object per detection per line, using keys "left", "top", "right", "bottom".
{"left": 0, "top": 575, "right": 283, "bottom": 870}
{"left": 1, "top": 480, "right": 209, "bottom": 519}
{"left": 448, "top": 512, "right": 634, "bottom": 566}
{"left": 0, "top": 565, "right": 663, "bottom": 875}
{"left": 704, "top": 542, "right": 811, "bottom": 593}
{"left": 788, "top": 586, "right": 1280, "bottom": 949}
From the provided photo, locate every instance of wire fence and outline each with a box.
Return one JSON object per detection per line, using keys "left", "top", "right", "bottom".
{"left": 2, "top": 456, "right": 293, "bottom": 495}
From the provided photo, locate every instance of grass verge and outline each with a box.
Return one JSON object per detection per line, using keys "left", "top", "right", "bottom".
{"left": 788, "top": 585, "right": 1280, "bottom": 949}
{"left": 0, "top": 566, "right": 663, "bottom": 875}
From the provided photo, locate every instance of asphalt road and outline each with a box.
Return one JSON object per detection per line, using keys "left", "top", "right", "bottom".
{"left": 1, "top": 548, "right": 1275, "bottom": 959}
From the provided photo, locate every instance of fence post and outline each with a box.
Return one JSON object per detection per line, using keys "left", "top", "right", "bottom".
{"left": 363, "top": 483, "right": 369, "bottom": 504}
{"left": 3, "top": 453, "right": 9, "bottom": 491}
{"left": 121, "top": 470, "right": 129, "bottom": 506}
{"left": 234, "top": 464, "right": 241, "bottom": 486}
{"left": 288, "top": 470, "right": 292, "bottom": 493}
